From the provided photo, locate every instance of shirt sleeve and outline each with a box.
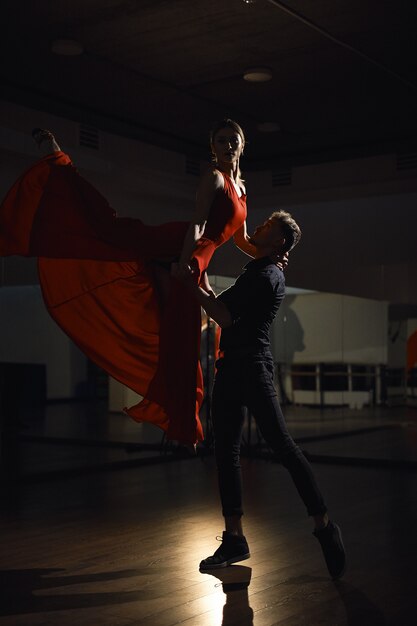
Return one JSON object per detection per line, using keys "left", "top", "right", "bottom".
{"left": 217, "top": 273, "right": 274, "bottom": 323}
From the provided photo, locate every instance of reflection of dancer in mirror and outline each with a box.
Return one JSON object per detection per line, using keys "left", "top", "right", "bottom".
{"left": 0, "top": 120, "right": 257, "bottom": 446}
{"left": 173, "top": 211, "right": 346, "bottom": 579}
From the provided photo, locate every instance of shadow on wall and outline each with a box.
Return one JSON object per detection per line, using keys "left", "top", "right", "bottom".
{"left": 277, "top": 295, "right": 306, "bottom": 364}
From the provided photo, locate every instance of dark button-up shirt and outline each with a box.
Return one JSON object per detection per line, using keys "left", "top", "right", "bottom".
{"left": 217, "top": 256, "right": 285, "bottom": 356}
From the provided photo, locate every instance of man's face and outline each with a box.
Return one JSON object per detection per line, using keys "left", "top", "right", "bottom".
{"left": 250, "top": 217, "right": 284, "bottom": 250}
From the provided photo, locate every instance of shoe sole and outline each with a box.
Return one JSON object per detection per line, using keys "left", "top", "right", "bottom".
{"left": 199, "top": 552, "right": 250, "bottom": 571}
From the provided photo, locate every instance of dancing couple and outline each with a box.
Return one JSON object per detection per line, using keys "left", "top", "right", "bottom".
{"left": 0, "top": 119, "right": 345, "bottom": 578}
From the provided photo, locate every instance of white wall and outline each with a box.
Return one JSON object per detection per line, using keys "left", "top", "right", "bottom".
{"left": 273, "top": 292, "right": 388, "bottom": 365}
{"left": 0, "top": 285, "right": 87, "bottom": 399}
{"left": 210, "top": 278, "right": 388, "bottom": 366}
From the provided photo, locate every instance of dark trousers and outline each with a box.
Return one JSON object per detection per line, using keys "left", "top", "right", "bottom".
{"left": 211, "top": 355, "right": 327, "bottom": 518}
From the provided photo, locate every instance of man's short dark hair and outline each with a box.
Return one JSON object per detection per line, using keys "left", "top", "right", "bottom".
{"left": 271, "top": 210, "right": 302, "bottom": 252}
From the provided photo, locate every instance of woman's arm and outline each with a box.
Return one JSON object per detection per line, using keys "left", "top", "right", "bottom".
{"left": 178, "top": 169, "right": 223, "bottom": 269}
{"left": 233, "top": 220, "right": 257, "bottom": 258}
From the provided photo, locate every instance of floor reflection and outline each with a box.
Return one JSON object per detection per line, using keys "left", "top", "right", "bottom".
{"left": 200, "top": 565, "right": 253, "bottom": 626}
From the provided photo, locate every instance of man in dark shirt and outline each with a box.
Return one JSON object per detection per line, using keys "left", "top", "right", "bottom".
{"left": 174, "top": 210, "right": 346, "bottom": 580}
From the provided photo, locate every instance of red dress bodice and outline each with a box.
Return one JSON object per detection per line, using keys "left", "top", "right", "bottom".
{"left": 192, "top": 170, "right": 247, "bottom": 276}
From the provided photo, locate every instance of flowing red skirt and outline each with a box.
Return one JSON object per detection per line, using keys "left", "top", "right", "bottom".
{"left": 1, "top": 152, "right": 206, "bottom": 444}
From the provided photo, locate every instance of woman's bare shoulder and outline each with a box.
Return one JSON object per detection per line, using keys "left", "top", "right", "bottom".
{"left": 199, "top": 166, "right": 224, "bottom": 191}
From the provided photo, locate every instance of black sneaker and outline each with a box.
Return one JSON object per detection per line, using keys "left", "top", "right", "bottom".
{"left": 313, "top": 521, "right": 346, "bottom": 580}
{"left": 199, "top": 532, "right": 250, "bottom": 570}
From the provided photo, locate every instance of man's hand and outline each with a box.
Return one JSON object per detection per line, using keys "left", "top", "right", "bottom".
{"left": 276, "top": 251, "right": 289, "bottom": 271}
{"left": 173, "top": 263, "right": 231, "bottom": 328}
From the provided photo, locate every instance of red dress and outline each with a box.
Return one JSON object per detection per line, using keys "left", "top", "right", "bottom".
{"left": 0, "top": 151, "right": 247, "bottom": 444}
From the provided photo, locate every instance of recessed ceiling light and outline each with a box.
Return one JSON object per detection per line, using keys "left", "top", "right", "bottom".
{"left": 51, "top": 39, "right": 84, "bottom": 56}
{"left": 242, "top": 0, "right": 257, "bottom": 4}
{"left": 243, "top": 67, "right": 272, "bottom": 82}
{"left": 257, "top": 122, "right": 281, "bottom": 133}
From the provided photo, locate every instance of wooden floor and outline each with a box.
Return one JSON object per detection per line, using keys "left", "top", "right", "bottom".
{"left": 13, "top": 402, "right": 417, "bottom": 476}
{"left": 1, "top": 406, "right": 417, "bottom": 625}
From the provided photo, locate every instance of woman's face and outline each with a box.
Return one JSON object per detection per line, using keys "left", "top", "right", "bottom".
{"left": 211, "top": 127, "right": 244, "bottom": 166}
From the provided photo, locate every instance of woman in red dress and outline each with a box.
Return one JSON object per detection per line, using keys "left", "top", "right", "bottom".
{"left": 0, "top": 119, "right": 257, "bottom": 445}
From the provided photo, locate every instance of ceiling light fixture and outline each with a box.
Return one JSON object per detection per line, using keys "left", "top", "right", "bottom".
{"left": 243, "top": 67, "right": 272, "bottom": 82}
{"left": 51, "top": 39, "right": 84, "bottom": 56}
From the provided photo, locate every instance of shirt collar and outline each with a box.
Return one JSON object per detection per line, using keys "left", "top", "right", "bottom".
{"left": 243, "top": 256, "right": 276, "bottom": 271}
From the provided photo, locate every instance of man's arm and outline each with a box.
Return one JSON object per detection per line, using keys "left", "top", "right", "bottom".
{"left": 193, "top": 287, "right": 233, "bottom": 328}
{"left": 171, "top": 265, "right": 232, "bottom": 328}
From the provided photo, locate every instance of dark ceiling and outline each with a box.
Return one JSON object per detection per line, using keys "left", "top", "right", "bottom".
{"left": 1, "top": 0, "right": 417, "bottom": 168}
